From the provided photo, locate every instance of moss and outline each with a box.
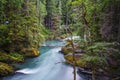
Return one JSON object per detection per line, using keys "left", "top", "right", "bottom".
{"left": 21, "top": 47, "right": 40, "bottom": 57}
{"left": 64, "top": 55, "right": 74, "bottom": 62}
{"left": 64, "top": 54, "right": 85, "bottom": 67}
{"left": 86, "top": 42, "right": 119, "bottom": 54}
{"left": 61, "top": 47, "right": 73, "bottom": 55}
{"left": 0, "top": 52, "right": 24, "bottom": 63}
{"left": 0, "top": 54, "right": 9, "bottom": 61}
{"left": 9, "top": 52, "right": 24, "bottom": 62}
{"left": 32, "top": 48, "right": 39, "bottom": 57}
{"left": 0, "top": 62, "right": 15, "bottom": 76}
{"left": 76, "top": 59, "right": 86, "bottom": 67}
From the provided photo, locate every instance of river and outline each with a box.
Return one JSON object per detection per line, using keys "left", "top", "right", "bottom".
{"left": 3, "top": 40, "right": 88, "bottom": 80}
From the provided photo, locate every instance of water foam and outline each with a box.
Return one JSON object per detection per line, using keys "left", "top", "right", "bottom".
{"left": 16, "top": 68, "right": 38, "bottom": 74}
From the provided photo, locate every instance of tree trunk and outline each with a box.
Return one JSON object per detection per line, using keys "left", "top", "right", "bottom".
{"left": 36, "top": 0, "right": 40, "bottom": 26}
{"left": 92, "top": 69, "right": 96, "bottom": 80}
{"left": 65, "top": 5, "right": 76, "bottom": 80}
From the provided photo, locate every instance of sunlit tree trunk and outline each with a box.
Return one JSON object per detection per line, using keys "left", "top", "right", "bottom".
{"left": 65, "top": 0, "right": 76, "bottom": 80}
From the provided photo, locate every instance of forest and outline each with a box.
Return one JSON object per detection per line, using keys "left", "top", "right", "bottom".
{"left": 0, "top": 0, "right": 120, "bottom": 80}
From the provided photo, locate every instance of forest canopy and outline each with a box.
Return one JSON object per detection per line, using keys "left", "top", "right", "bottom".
{"left": 0, "top": 0, "right": 120, "bottom": 80}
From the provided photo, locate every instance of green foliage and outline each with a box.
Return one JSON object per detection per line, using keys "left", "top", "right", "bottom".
{"left": 39, "top": 1, "right": 47, "bottom": 15}
{"left": 83, "top": 42, "right": 120, "bottom": 72}
{"left": 84, "top": 55, "right": 105, "bottom": 63}
{"left": 0, "top": 0, "right": 48, "bottom": 50}
{"left": 68, "top": 0, "right": 82, "bottom": 6}
{"left": 0, "top": 24, "right": 12, "bottom": 45}
{"left": 39, "top": 1, "right": 47, "bottom": 24}
{"left": 65, "top": 0, "right": 104, "bottom": 42}
{"left": 9, "top": 52, "right": 24, "bottom": 60}
{"left": 0, "top": 62, "right": 14, "bottom": 76}
{"left": 46, "top": 0, "right": 57, "bottom": 17}
{"left": 61, "top": 0, "right": 71, "bottom": 24}
{"left": 0, "top": 55, "right": 9, "bottom": 61}
{"left": 0, "top": 52, "right": 24, "bottom": 63}
{"left": 87, "top": 42, "right": 119, "bottom": 54}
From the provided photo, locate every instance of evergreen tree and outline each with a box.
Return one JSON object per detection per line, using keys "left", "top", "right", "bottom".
{"left": 45, "top": 0, "right": 56, "bottom": 29}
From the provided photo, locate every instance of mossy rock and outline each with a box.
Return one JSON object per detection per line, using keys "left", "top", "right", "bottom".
{"left": 64, "top": 53, "right": 85, "bottom": 67}
{"left": 9, "top": 52, "right": 24, "bottom": 63}
{"left": 64, "top": 54, "right": 82, "bottom": 61}
{"left": 76, "top": 59, "right": 86, "bottom": 68}
{"left": 61, "top": 40, "right": 81, "bottom": 55}
{"left": 0, "top": 52, "right": 24, "bottom": 63}
{"left": 0, "top": 62, "right": 15, "bottom": 76}
{"left": 64, "top": 54, "right": 74, "bottom": 62}
{"left": 21, "top": 48, "right": 40, "bottom": 57}
{"left": 61, "top": 47, "right": 73, "bottom": 55}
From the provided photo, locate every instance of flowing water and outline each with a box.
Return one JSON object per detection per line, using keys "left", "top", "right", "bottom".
{"left": 3, "top": 40, "right": 87, "bottom": 80}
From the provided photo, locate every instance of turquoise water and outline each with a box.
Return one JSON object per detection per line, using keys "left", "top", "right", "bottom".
{"left": 3, "top": 40, "right": 87, "bottom": 80}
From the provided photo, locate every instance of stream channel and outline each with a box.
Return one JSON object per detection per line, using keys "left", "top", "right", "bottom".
{"left": 3, "top": 40, "right": 89, "bottom": 80}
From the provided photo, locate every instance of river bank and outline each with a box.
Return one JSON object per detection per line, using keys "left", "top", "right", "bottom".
{"left": 2, "top": 40, "right": 88, "bottom": 80}
{"left": 2, "top": 38, "right": 120, "bottom": 80}
{"left": 0, "top": 47, "right": 39, "bottom": 78}
{"left": 61, "top": 39, "right": 120, "bottom": 80}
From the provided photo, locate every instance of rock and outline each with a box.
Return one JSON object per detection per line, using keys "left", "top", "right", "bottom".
{"left": 64, "top": 53, "right": 85, "bottom": 67}
{"left": 21, "top": 47, "right": 39, "bottom": 57}
{"left": 0, "top": 62, "right": 15, "bottom": 76}
{"left": 61, "top": 40, "right": 84, "bottom": 55}
{"left": 60, "top": 36, "right": 65, "bottom": 39}
{"left": 61, "top": 47, "right": 73, "bottom": 55}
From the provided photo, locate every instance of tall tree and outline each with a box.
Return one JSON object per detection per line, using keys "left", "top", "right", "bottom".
{"left": 45, "top": 0, "right": 56, "bottom": 29}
